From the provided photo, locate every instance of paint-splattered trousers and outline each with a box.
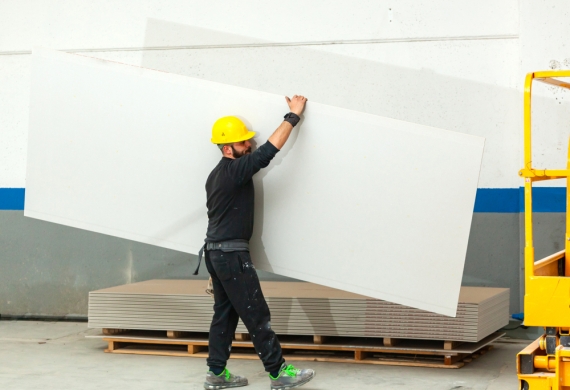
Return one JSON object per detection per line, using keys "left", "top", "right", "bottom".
{"left": 205, "top": 250, "right": 285, "bottom": 372}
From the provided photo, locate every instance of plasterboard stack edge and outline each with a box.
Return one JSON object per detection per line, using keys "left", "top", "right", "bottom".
{"left": 88, "top": 280, "right": 509, "bottom": 343}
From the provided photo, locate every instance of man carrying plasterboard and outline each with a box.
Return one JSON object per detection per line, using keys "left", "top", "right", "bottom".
{"left": 195, "top": 95, "right": 314, "bottom": 390}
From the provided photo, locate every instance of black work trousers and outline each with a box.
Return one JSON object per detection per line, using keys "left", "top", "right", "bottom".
{"left": 205, "top": 250, "right": 284, "bottom": 373}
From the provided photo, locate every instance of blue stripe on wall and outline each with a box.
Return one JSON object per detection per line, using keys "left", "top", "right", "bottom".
{"left": 0, "top": 188, "right": 25, "bottom": 210}
{"left": 519, "top": 187, "right": 566, "bottom": 213}
{"left": 474, "top": 187, "right": 566, "bottom": 213}
{"left": 0, "top": 187, "right": 567, "bottom": 213}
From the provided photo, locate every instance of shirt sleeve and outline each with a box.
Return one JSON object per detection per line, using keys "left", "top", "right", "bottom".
{"left": 229, "top": 141, "right": 280, "bottom": 186}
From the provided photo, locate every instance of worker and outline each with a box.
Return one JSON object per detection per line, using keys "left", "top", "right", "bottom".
{"left": 200, "top": 95, "right": 314, "bottom": 390}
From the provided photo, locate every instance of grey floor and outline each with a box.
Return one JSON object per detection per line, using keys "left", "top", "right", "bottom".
{"left": 0, "top": 321, "right": 523, "bottom": 390}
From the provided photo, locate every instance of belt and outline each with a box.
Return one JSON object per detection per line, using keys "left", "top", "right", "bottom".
{"left": 194, "top": 240, "right": 250, "bottom": 275}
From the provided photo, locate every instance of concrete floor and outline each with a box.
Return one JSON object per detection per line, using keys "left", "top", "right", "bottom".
{"left": 0, "top": 320, "right": 524, "bottom": 390}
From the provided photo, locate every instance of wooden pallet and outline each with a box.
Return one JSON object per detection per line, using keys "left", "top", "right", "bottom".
{"left": 102, "top": 329, "right": 477, "bottom": 350}
{"left": 90, "top": 331, "right": 504, "bottom": 369}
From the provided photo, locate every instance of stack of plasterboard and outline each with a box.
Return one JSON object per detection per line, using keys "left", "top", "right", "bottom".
{"left": 88, "top": 280, "right": 509, "bottom": 343}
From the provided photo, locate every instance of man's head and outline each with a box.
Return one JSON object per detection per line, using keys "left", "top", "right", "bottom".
{"left": 218, "top": 140, "right": 252, "bottom": 159}
{"left": 211, "top": 116, "right": 256, "bottom": 158}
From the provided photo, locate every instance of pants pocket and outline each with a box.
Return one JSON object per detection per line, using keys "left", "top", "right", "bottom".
{"left": 211, "top": 258, "right": 232, "bottom": 281}
{"left": 236, "top": 252, "right": 264, "bottom": 303}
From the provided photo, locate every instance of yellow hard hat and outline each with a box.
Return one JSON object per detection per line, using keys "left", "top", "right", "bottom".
{"left": 211, "top": 116, "right": 256, "bottom": 144}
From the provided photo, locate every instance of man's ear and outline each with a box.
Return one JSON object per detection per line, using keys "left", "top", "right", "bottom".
{"left": 222, "top": 144, "right": 232, "bottom": 157}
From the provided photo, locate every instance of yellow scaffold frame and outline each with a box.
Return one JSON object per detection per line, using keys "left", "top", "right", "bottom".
{"left": 518, "top": 70, "right": 570, "bottom": 390}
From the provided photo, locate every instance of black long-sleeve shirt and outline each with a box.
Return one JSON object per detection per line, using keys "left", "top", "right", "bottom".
{"left": 205, "top": 141, "right": 279, "bottom": 242}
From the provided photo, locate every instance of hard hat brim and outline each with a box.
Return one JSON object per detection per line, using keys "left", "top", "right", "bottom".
{"left": 211, "top": 130, "right": 256, "bottom": 144}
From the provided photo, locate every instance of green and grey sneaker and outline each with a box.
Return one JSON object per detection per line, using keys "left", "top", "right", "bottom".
{"left": 269, "top": 364, "right": 315, "bottom": 390}
{"left": 204, "top": 368, "right": 248, "bottom": 389}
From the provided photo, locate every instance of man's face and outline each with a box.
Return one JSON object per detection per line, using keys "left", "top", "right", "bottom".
{"left": 229, "top": 140, "right": 252, "bottom": 158}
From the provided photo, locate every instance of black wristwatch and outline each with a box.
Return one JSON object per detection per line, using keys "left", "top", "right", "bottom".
{"left": 283, "top": 112, "right": 301, "bottom": 127}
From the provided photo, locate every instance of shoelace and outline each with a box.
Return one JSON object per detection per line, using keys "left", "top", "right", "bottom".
{"left": 217, "top": 368, "right": 231, "bottom": 381}
{"left": 281, "top": 364, "right": 301, "bottom": 377}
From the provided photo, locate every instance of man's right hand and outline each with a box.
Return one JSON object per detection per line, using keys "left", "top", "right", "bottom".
{"left": 285, "top": 95, "right": 308, "bottom": 116}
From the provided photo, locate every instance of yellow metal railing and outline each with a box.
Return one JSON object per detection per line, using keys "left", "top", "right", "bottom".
{"left": 517, "top": 71, "right": 570, "bottom": 390}
{"left": 520, "top": 71, "right": 570, "bottom": 283}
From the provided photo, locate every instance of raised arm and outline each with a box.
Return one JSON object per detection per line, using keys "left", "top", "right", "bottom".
{"left": 268, "top": 95, "right": 307, "bottom": 150}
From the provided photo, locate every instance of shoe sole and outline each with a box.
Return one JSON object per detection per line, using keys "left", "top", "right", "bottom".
{"left": 270, "top": 372, "right": 315, "bottom": 390}
{"left": 203, "top": 382, "right": 248, "bottom": 390}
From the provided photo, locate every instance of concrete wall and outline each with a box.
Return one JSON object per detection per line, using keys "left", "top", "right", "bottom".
{"left": 1, "top": 0, "right": 569, "bottom": 316}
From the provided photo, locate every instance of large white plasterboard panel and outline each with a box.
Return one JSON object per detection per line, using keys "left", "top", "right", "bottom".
{"left": 26, "top": 48, "right": 484, "bottom": 316}
{"left": 138, "top": 33, "right": 518, "bottom": 188}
